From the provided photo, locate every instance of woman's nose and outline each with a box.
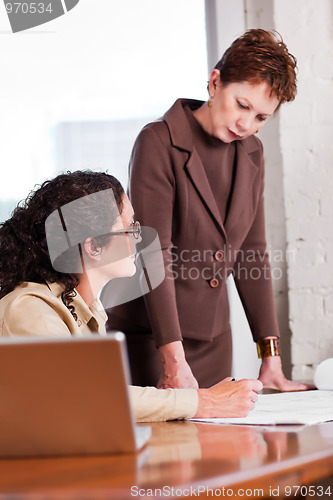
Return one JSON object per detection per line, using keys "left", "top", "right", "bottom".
{"left": 129, "top": 232, "right": 141, "bottom": 254}
{"left": 237, "top": 115, "right": 253, "bottom": 133}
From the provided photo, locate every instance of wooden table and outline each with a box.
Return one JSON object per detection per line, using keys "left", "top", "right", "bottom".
{"left": 0, "top": 420, "right": 332, "bottom": 499}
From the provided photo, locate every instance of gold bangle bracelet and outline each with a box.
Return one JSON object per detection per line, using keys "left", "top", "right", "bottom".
{"left": 256, "top": 338, "right": 280, "bottom": 359}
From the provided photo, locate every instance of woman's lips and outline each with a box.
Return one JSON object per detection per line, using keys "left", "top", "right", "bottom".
{"left": 228, "top": 129, "right": 242, "bottom": 139}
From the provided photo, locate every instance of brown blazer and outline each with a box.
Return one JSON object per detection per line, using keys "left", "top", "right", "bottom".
{"left": 107, "top": 99, "right": 279, "bottom": 348}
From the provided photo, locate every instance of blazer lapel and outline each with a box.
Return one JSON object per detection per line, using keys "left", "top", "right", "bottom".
{"left": 164, "top": 99, "right": 226, "bottom": 236}
{"left": 224, "top": 139, "right": 261, "bottom": 236}
{"left": 185, "top": 149, "right": 225, "bottom": 235}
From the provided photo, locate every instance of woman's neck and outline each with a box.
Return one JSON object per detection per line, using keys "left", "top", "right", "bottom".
{"left": 192, "top": 102, "right": 213, "bottom": 136}
{"left": 76, "top": 273, "right": 100, "bottom": 308}
{"left": 76, "top": 284, "right": 94, "bottom": 308}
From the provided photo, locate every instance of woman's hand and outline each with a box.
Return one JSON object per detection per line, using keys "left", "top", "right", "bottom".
{"left": 258, "top": 356, "right": 315, "bottom": 391}
{"left": 158, "top": 341, "right": 199, "bottom": 389}
{"left": 195, "top": 378, "right": 263, "bottom": 418}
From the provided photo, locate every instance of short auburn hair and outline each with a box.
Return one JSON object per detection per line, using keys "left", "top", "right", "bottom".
{"left": 214, "top": 29, "right": 297, "bottom": 108}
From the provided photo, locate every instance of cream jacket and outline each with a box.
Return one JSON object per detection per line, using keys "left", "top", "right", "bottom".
{"left": 0, "top": 282, "right": 198, "bottom": 422}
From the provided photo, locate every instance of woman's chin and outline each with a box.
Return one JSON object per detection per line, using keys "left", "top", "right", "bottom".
{"left": 119, "top": 260, "right": 137, "bottom": 278}
{"left": 102, "top": 257, "right": 137, "bottom": 281}
{"left": 126, "top": 264, "right": 137, "bottom": 277}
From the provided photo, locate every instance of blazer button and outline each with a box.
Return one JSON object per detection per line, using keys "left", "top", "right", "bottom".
{"left": 209, "top": 278, "right": 219, "bottom": 288}
{"left": 214, "top": 250, "right": 224, "bottom": 261}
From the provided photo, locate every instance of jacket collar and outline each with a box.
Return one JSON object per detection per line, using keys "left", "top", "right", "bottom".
{"left": 48, "top": 282, "right": 107, "bottom": 331}
{"left": 163, "top": 99, "right": 263, "bottom": 238}
{"left": 163, "top": 98, "right": 261, "bottom": 156}
{"left": 164, "top": 98, "right": 202, "bottom": 151}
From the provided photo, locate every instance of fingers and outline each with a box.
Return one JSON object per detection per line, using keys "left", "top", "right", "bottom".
{"left": 305, "top": 383, "right": 317, "bottom": 390}
{"left": 251, "top": 391, "right": 259, "bottom": 403}
{"left": 226, "top": 379, "right": 262, "bottom": 414}
{"left": 258, "top": 376, "right": 315, "bottom": 392}
{"left": 235, "top": 398, "right": 256, "bottom": 418}
{"left": 278, "top": 380, "right": 314, "bottom": 392}
{"left": 196, "top": 377, "right": 263, "bottom": 418}
{"left": 249, "top": 400, "right": 256, "bottom": 411}
{"left": 249, "top": 379, "right": 263, "bottom": 392}
{"left": 233, "top": 379, "right": 262, "bottom": 414}
{"left": 232, "top": 378, "right": 263, "bottom": 393}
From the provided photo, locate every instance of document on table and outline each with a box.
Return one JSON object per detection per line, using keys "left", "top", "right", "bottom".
{"left": 191, "top": 390, "right": 333, "bottom": 426}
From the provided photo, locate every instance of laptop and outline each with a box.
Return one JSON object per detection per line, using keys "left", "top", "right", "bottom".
{"left": 0, "top": 333, "right": 151, "bottom": 457}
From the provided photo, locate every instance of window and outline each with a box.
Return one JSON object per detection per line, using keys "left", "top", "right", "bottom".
{"left": 0, "top": 0, "right": 207, "bottom": 221}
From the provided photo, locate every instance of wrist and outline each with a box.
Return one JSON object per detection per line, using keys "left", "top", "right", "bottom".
{"left": 194, "top": 389, "right": 210, "bottom": 418}
{"left": 256, "top": 337, "right": 280, "bottom": 358}
{"left": 158, "top": 340, "right": 186, "bottom": 365}
{"left": 261, "top": 355, "right": 282, "bottom": 366}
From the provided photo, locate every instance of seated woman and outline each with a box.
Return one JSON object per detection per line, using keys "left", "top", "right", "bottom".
{"left": 0, "top": 170, "right": 261, "bottom": 421}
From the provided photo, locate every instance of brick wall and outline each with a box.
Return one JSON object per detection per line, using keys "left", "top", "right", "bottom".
{"left": 274, "top": 0, "right": 333, "bottom": 380}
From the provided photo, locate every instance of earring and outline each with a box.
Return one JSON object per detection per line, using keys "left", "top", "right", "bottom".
{"left": 208, "top": 95, "right": 213, "bottom": 108}
{"left": 255, "top": 130, "right": 259, "bottom": 134}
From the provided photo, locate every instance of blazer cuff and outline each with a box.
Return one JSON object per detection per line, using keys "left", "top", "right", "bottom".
{"left": 129, "top": 385, "right": 198, "bottom": 422}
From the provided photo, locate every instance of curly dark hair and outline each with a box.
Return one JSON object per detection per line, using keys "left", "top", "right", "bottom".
{"left": 213, "top": 29, "right": 297, "bottom": 109}
{"left": 0, "top": 170, "right": 125, "bottom": 318}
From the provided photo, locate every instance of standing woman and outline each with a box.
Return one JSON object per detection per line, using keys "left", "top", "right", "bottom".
{"left": 107, "top": 29, "right": 310, "bottom": 391}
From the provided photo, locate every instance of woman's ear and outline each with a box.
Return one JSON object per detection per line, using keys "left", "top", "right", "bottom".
{"left": 83, "top": 237, "right": 102, "bottom": 260}
{"left": 208, "top": 68, "right": 221, "bottom": 97}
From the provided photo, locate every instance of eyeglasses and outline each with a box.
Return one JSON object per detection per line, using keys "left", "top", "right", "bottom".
{"left": 108, "top": 220, "right": 141, "bottom": 240}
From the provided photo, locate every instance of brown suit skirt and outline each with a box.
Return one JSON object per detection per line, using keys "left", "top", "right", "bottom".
{"left": 124, "top": 330, "right": 232, "bottom": 389}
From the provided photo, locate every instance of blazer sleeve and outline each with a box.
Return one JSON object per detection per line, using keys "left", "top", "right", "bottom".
{"left": 233, "top": 151, "right": 280, "bottom": 341}
{"left": 129, "top": 385, "right": 198, "bottom": 422}
{"left": 129, "top": 124, "right": 184, "bottom": 347}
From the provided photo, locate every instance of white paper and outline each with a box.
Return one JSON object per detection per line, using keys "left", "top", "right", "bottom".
{"left": 191, "top": 390, "right": 333, "bottom": 426}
